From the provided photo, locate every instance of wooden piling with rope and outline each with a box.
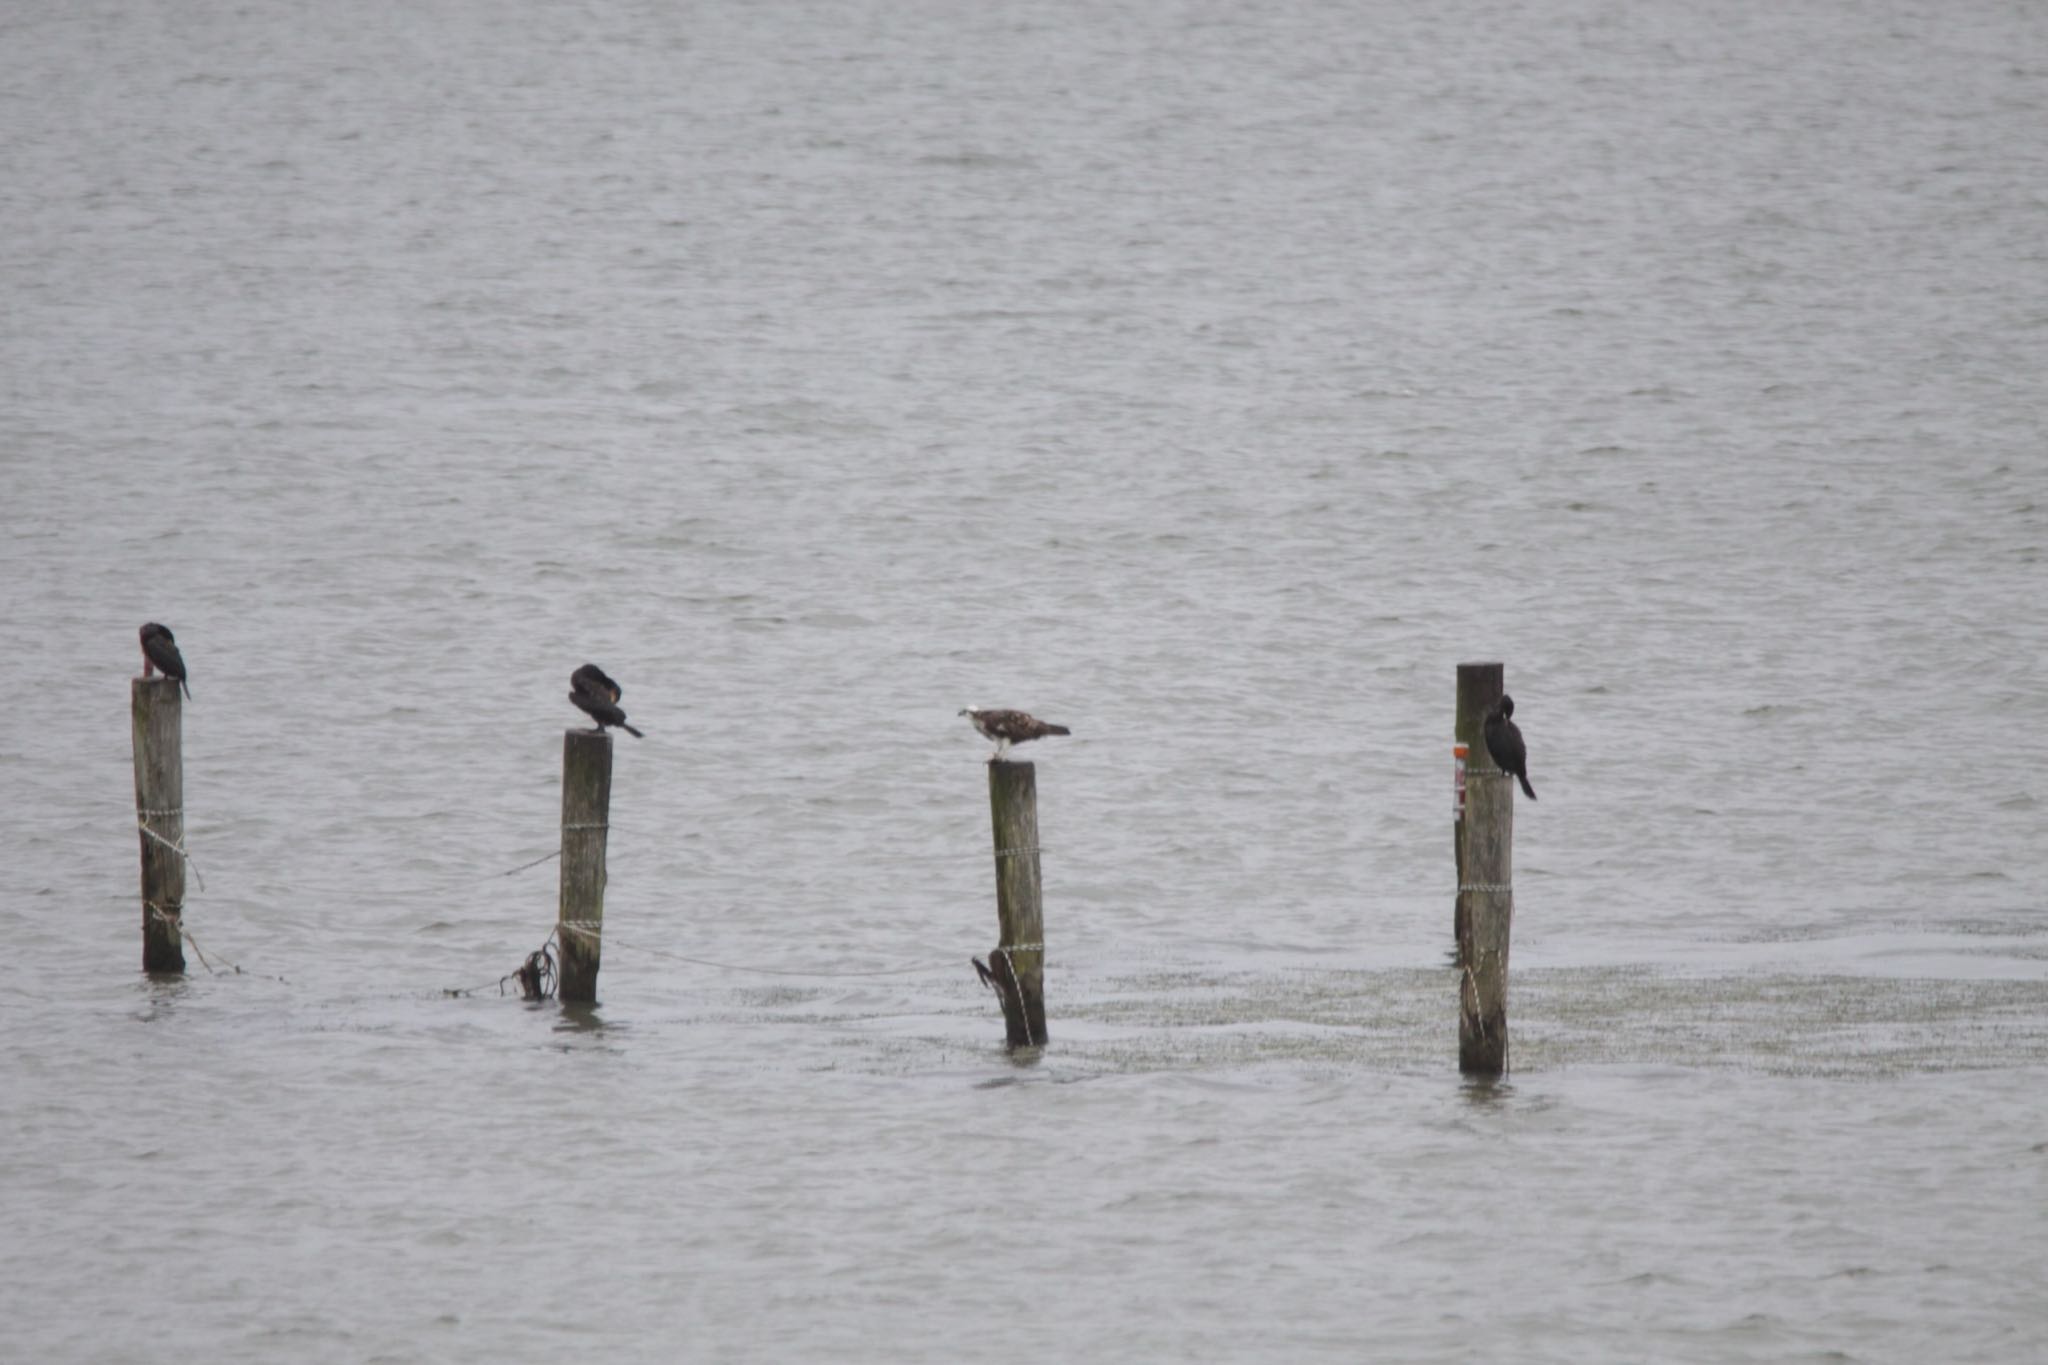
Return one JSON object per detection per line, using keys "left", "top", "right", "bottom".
{"left": 131, "top": 676, "right": 186, "bottom": 973}
{"left": 1455, "top": 661, "right": 1513, "bottom": 1075}
{"left": 556, "top": 728, "right": 613, "bottom": 1004}
{"left": 1452, "top": 661, "right": 1502, "bottom": 953}
{"left": 985, "top": 759, "right": 1048, "bottom": 1047}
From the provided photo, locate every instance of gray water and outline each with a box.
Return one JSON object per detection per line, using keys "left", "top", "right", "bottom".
{"left": 4, "top": 0, "right": 2047, "bottom": 1359}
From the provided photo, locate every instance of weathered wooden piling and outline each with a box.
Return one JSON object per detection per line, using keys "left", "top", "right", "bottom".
{"left": 131, "top": 676, "right": 187, "bottom": 973}
{"left": 556, "top": 728, "right": 613, "bottom": 1004}
{"left": 1452, "top": 661, "right": 1503, "bottom": 951}
{"left": 1455, "top": 661, "right": 1513, "bottom": 1075}
{"left": 986, "top": 759, "right": 1048, "bottom": 1047}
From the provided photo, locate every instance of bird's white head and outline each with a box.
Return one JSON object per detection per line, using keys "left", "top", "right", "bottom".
{"left": 957, "top": 706, "right": 981, "bottom": 717}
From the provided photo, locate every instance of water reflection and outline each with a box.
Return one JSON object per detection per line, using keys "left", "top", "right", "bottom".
{"left": 553, "top": 1002, "right": 607, "bottom": 1035}
{"left": 1458, "top": 1073, "right": 1518, "bottom": 1108}
{"left": 133, "top": 972, "right": 191, "bottom": 1022}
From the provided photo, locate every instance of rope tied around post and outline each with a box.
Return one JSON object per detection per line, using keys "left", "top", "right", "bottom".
{"left": 136, "top": 811, "right": 205, "bottom": 890}
{"left": 511, "top": 937, "right": 557, "bottom": 1000}
{"left": 143, "top": 902, "right": 282, "bottom": 981}
{"left": 1458, "top": 882, "right": 1513, "bottom": 895}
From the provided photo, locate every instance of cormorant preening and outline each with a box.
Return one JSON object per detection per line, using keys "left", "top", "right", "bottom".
{"left": 1484, "top": 694, "right": 1535, "bottom": 800}
{"left": 571, "top": 663, "right": 623, "bottom": 705}
{"left": 138, "top": 623, "right": 191, "bottom": 700}
{"left": 569, "top": 663, "right": 643, "bottom": 738}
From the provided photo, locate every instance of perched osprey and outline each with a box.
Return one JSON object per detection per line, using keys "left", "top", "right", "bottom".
{"left": 569, "top": 663, "right": 644, "bottom": 738}
{"left": 138, "top": 623, "right": 191, "bottom": 700}
{"left": 958, "top": 706, "right": 1070, "bottom": 760}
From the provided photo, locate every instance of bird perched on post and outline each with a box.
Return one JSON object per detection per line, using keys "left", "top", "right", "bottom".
{"left": 138, "top": 623, "right": 191, "bottom": 700}
{"left": 1484, "top": 694, "right": 1536, "bottom": 800}
{"left": 569, "top": 663, "right": 643, "bottom": 738}
{"left": 958, "top": 706, "right": 1070, "bottom": 761}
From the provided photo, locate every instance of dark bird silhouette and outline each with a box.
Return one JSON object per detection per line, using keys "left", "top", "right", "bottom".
{"left": 972, "top": 957, "right": 999, "bottom": 992}
{"left": 1484, "top": 694, "right": 1536, "bottom": 800}
{"left": 958, "top": 706, "right": 1071, "bottom": 760}
{"left": 138, "top": 623, "right": 191, "bottom": 699}
{"left": 571, "top": 663, "right": 623, "bottom": 705}
{"left": 568, "top": 663, "right": 643, "bottom": 738}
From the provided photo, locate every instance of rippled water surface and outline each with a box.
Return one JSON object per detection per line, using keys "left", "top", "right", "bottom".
{"left": 4, "top": 1, "right": 2046, "bottom": 1360}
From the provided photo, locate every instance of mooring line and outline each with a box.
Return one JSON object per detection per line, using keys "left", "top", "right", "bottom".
{"left": 445, "top": 930, "right": 558, "bottom": 1000}
{"left": 144, "top": 903, "right": 286, "bottom": 982}
{"left": 614, "top": 935, "right": 956, "bottom": 978}
{"left": 479, "top": 839, "right": 1032, "bottom": 879}
{"left": 136, "top": 814, "right": 205, "bottom": 891}
{"left": 487, "top": 848, "right": 561, "bottom": 878}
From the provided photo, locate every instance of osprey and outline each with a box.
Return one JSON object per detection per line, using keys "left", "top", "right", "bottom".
{"left": 569, "top": 663, "right": 644, "bottom": 738}
{"left": 958, "top": 706, "right": 1070, "bottom": 760}
{"left": 138, "top": 623, "right": 192, "bottom": 700}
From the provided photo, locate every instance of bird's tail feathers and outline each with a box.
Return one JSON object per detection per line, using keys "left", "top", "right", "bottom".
{"left": 1045, "top": 724, "right": 1071, "bottom": 736}
{"left": 181, "top": 680, "right": 192, "bottom": 701}
{"left": 623, "top": 723, "right": 645, "bottom": 739}
{"left": 1518, "top": 774, "right": 1536, "bottom": 800}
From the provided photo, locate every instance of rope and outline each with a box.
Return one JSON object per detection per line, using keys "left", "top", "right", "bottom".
{"left": 488, "top": 848, "right": 560, "bottom": 878}
{"left": 1459, "top": 883, "right": 1513, "bottom": 895}
{"left": 451, "top": 926, "right": 955, "bottom": 981}
{"left": 135, "top": 814, "right": 205, "bottom": 891}
{"left": 562, "top": 822, "right": 608, "bottom": 832}
{"left": 444, "top": 931, "right": 557, "bottom": 999}
{"left": 144, "top": 903, "right": 285, "bottom": 982}
{"left": 608, "top": 934, "right": 954, "bottom": 978}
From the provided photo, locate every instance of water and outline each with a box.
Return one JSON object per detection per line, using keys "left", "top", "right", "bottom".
{"left": 4, "top": 0, "right": 2047, "bottom": 1359}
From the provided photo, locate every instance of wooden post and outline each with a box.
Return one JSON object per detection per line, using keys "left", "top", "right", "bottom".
{"left": 131, "top": 676, "right": 187, "bottom": 973}
{"left": 1453, "top": 662, "right": 1503, "bottom": 954}
{"left": 1456, "top": 661, "right": 1512, "bottom": 1075}
{"left": 556, "top": 729, "right": 613, "bottom": 1004}
{"left": 986, "top": 759, "right": 1048, "bottom": 1048}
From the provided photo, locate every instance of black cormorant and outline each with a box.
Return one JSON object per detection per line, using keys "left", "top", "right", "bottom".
{"left": 569, "top": 663, "right": 643, "bottom": 738}
{"left": 1484, "top": 694, "right": 1535, "bottom": 800}
{"left": 138, "top": 623, "right": 191, "bottom": 700}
